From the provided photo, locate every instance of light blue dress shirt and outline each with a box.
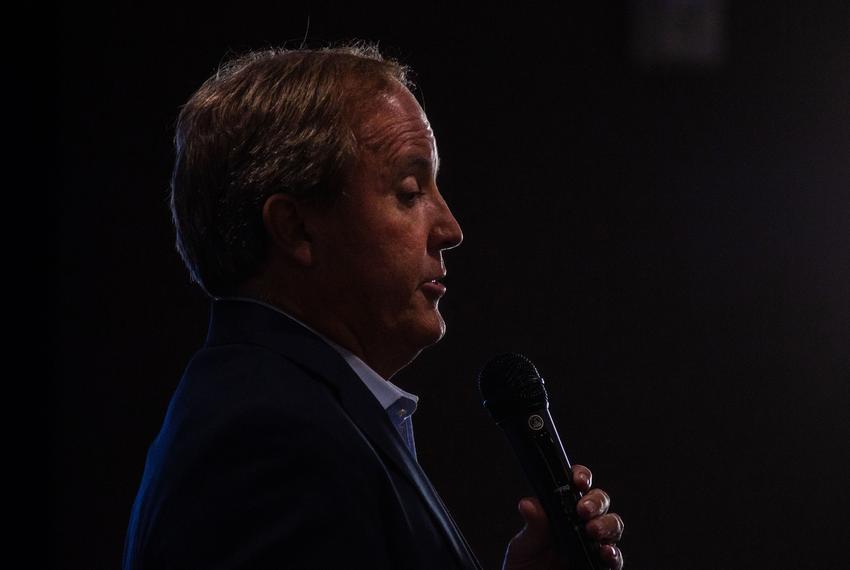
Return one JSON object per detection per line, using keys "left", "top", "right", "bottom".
{"left": 217, "top": 296, "right": 419, "bottom": 458}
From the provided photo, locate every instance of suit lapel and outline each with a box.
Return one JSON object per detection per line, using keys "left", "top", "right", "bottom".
{"left": 204, "top": 298, "right": 480, "bottom": 569}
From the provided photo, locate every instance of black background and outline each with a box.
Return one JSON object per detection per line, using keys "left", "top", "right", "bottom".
{"left": 55, "top": 2, "right": 849, "bottom": 568}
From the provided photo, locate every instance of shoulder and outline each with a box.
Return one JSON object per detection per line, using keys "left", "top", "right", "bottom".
{"left": 184, "top": 341, "right": 331, "bottom": 398}
{"left": 132, "top": 345, "right": 401, "bottom": 568}
{"left": 162, "top": 342, "right": 365, "bottom": 458}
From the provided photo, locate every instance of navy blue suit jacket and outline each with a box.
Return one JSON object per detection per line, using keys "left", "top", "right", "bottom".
{"left": 122, "top": 298, "right": 481, "bottom": 569}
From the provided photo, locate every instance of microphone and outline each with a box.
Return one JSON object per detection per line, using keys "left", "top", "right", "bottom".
{"left": 479, "top": 353, "right": 602, "bottom": 570}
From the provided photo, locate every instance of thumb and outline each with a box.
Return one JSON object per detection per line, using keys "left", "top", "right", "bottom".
{"left": 515, "top": 497, "right": 551, "bottom": 549}
{"left": 504, "top": 497, "right": 561, "bottom": 569}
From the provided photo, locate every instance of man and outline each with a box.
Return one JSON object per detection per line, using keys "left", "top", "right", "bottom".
{"left": 123, "top": 44, "right": 624, "bottom": 569}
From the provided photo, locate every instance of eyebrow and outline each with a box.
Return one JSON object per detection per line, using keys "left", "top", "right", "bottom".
{"left": 403, "top": 155, "right": 440, "bottom": 177}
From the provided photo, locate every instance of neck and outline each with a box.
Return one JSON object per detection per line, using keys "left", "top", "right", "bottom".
{"left": 235, "top": 279, "right": 413, "bottom": 379}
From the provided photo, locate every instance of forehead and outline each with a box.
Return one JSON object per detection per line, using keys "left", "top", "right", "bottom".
{"left": 356, "top": 85, "right": 439, "bottom": 168}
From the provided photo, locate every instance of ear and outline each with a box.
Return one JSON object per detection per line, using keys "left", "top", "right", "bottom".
{"left": 261, "top": 193, "right": 314, "bottom": 267}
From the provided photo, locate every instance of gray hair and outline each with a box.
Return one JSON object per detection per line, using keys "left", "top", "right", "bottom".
{"left": 169, "top": 43, "right": 410, "bottom": 297}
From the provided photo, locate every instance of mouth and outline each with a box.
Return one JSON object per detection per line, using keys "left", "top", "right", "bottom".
{"left": 421, "top": 274, "right": 447, "bottom": 298}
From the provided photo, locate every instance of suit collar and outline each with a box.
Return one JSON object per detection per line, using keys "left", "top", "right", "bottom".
{"left": 218, "top": 296, "right": 421, "bottom": 414}
{"left": 203, "top": 298, "right": 480, "bottom": 569}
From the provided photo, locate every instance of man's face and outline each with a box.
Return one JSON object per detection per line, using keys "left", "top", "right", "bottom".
{"left": 307, "top": 83, "right": 463, "bottom": 372}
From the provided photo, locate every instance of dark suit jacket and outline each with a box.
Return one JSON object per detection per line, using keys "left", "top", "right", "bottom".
{"left": 123, "top": 298, "right": 482, "bottom": 569}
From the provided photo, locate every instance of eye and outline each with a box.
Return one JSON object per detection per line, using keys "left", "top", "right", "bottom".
{"left": 396, "top": 176, "right": 425, "bottom": 207}
{"left": 397, "top": 190, "right": 425, "bottom": 206}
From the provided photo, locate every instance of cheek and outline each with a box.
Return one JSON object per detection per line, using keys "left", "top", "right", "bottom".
{"left": 338, "top": 207, "right": 431, "bottom": 294}
{"left": 370, "top": 243, "right": 420, "bottom": 288}
{"left": 357, "top": 239, "right": 425, "bottom": 300}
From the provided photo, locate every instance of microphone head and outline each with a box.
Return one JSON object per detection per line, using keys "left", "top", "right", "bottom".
{"left": 478, "top": 353, "right": 549, "bottom": 423}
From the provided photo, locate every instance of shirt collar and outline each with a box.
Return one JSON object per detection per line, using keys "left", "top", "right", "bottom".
{"left": 215, "top": 296, "right": 419, "bottom": 415}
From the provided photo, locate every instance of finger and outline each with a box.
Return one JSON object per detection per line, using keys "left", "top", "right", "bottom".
{"left": 518, "top": 497, "right": 549, "bottom": 533}
{"left": 572, "top": 464, "right": 592, "bottom": 492}
{"left": 599, "top": 544, "right": 624, "bottom": 570}
{"left": 578, "top": 488, "right": 611, "bottom": 520}
{"left": 586, "top": 512, "right": 624, "bottom": 544}
{"left": 506, "top": 497, "right": 562, "bottom": 568}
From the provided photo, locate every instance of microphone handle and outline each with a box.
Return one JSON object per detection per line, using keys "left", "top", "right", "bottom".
{"left": 499, "top": 406, "right": 603, "bottom": 570}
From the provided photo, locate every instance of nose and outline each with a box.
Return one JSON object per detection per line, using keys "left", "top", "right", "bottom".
{"left": 430, "top": 191, "right": 463, "bottom": 252}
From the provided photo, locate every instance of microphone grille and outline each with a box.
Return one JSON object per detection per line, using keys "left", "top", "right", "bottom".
{"left": 478, "top": 353, "right": 548, "bottom": 422}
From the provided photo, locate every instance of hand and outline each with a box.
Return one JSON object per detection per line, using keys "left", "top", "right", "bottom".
{"left": 502, "top": 465, "right": 624, "bottom": 570}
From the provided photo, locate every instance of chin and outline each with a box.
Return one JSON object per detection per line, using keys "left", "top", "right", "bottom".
{"left": 405, "top": 313, "right": 446, "bottom": 350}
{"left": 422, "top": 313, "right": 447, "bottom": 345}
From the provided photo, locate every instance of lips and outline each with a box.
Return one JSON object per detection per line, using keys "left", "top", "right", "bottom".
{"left": 421, "top": 274, "right": 447, "bottom": 298}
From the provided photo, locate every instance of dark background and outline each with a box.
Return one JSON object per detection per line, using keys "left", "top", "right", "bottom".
{"left": 55, "top": 2, "right": 849, "bottom": 568}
